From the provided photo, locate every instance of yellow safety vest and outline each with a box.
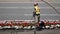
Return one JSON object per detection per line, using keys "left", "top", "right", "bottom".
{"left": 34, "top": 6, "right": 40, "bottom": 14}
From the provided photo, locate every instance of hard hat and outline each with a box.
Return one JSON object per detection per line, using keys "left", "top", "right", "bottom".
{"left": 34, "top": 3, "right": 38, "bottom": 6}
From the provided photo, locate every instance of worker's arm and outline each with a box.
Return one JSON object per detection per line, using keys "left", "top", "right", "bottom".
{"left": 33, "top": 11, "right": 36, "bottom": 17}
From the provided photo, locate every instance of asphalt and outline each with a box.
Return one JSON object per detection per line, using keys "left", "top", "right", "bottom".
{"left": 0, "top": 29, "right": 60, "bottom": 34}
{"left": 0, "top": 2, "right": 60, "bottom": 20}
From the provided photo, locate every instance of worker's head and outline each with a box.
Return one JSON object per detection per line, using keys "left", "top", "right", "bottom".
{"left": 34, "top": 3, "right": 38, "bottom": 6}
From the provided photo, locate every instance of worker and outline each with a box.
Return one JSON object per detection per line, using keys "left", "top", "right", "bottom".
{"left": 33, "top": 3, "right": 40, "bottom": 23}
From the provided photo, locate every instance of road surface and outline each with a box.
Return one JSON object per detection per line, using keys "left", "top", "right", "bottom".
{"left": 0, "top": 2, "right": 60, "bottom": 20}
{"left": 0, "top": 29, "right": 60, "bottom": 34}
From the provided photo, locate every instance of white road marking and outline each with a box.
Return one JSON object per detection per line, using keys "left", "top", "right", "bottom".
{"left": 0, "top": 2, "right": 60, "bottom": 3}
{"left": 24, "top": 14, "right": 60, "bottom": 16}
{"left": 0, "top": 7, "right": 60, "bottom": 9}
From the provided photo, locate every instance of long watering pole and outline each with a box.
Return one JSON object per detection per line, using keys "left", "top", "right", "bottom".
{"left": 41, "top": 0, "right": 60, "bottom": 14}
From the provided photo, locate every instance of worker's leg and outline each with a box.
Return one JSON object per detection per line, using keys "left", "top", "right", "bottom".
{"left": 37, "top": 14, "right": 40, "bottom": 23}
{"left": 35, "top": 15, "right": 38, "bottom": 23}
{"left": 35, "top": 14, "right": 40, "bottom": 23}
